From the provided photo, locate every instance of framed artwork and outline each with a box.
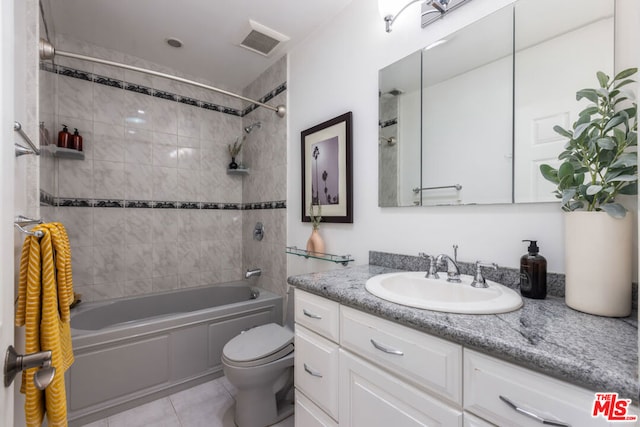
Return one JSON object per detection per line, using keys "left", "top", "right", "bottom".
{"left": 301, "top": 111, "right": 353, "bottom": 223}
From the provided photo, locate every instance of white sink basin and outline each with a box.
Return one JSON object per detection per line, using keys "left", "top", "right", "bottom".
{"left": 365, "top": 272, "right": 522, "bottom": 314}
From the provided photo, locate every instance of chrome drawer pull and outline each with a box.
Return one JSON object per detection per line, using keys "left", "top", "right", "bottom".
{"left": 370, "top": 339, "right": 404, "bottom": 356}
{"left": 499, "top": 395, "right": 571, "bottom": 427}
{"left": 302, "top": 309, "right": 322, "bottom": 319}
{"left": 304, "top": 363, "right": 323, "bottom": 378}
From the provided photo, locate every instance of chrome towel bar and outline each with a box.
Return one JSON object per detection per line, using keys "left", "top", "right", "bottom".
{"left": 413, "top": 184, "right": 462, "bottom": 194}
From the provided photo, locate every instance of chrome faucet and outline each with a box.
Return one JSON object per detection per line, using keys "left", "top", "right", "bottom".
{"left": 435, "top": 254, "right": 462, "bottom": 283}
{"left": 419, "top": 253, "right": 439, "bottom": 279}
{"left": 470, "top": 261, "right": 498, "bottom": 288}
{"left": 245, "top": 268, "right": 262, "bottom": 279}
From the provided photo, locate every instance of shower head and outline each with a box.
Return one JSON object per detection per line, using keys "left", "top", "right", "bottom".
{"left": 244, "top": 122, "right": 262, "bottom": 134}
{"left": 380, "top": 88, "right": 404, "bottom": 98}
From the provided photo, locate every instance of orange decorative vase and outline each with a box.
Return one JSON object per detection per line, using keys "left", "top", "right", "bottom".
{"left": 306, "top": 228, "right": 325, "bottom": 257}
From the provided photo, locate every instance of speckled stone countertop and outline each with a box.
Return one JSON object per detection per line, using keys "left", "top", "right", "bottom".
{"left": 287, "top": 253, "right": 639, "bottom": 402}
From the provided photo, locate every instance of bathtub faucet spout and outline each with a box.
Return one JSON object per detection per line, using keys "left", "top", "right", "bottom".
{"left": 245, "top": 268, "right": 262, "bottom": 279}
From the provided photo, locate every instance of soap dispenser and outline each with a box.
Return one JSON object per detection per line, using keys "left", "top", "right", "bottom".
{"left": 520, "top": 240, "right": 547, "bottom": 299}
{"left": 57, "top": 124, "right": 71, "bottom": 149}
{"left": 71, "top": 128, "right": 83, "bottom": 151}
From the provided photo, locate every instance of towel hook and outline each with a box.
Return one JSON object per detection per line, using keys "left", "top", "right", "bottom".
{"left": 14, "top": 121, "right": 40, "bottom": 156}
{"left": 4, "top": 345, "right": 56, "bottom": 390}
{"left": 14, "top": 216, "right": 44, "bottom": 238}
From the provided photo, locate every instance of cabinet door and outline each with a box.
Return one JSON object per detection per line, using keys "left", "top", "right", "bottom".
{"left": 340, "top": 349, "right": 463, "bottom": 426}
{"left": 296, "top": 390, "right": 339, "bottom": 427}
{"left": 295, "top": 325, "right": 340, "bottom": 421}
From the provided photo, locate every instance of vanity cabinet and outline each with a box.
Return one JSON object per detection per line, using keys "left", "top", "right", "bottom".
{"left": 339, "top": 349, "right": 463, "bottom": 426}
{"left": 463, "top": 412, "right": 495, "bottom": 427}
{"left": 294, "top": 290, "right": 462, "bottom": 426}
{"left": 294, "top": 291, "right": 341, "bottom": 425}
{"left": 340, "top": 306, "right": 462, "bottom": 405}
{"left": 295, "top": 391, "right": 339, "bottom": 427}
{"left": 294, "top": 289, "right": 637, "bottom": 426}
{"left": 464, "top": 349, "right": 639, "bottom": 426}
{"left": 295, "top": 325, "right": 340, "bottom": 420}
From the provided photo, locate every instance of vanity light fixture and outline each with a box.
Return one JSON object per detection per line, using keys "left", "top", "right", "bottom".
{"left": 380, "top": 0, "right": 473, "bottom": 33}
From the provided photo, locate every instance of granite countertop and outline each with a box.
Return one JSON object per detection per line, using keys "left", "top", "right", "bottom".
{"left": 287, "top": 263, "right": 639, "bottom": 402}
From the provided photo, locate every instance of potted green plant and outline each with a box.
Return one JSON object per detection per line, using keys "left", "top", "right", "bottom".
{"left": 540, "top": 67, "right": 637, "bottom": 317}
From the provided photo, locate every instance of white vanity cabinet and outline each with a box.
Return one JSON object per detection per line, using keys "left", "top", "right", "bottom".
{"left": 294, "top": 289, "right": 638, "bottom": 426}
{"left": 340, "top": 306, "right": 462, "bottom": 405}
{"left": 339, "top": 349, "right": 463, "bottom": 426}
{"left": 294, "top": 291, "right": 341, "bottom": 425}
{"left": 294, "top": 290, "right": 463, "bottom": 426}
{"left": 464, "top": 349, "right": 639, "bottom": 426}
{"left": 340, "top": 305, "right": 463, "bottom": 425}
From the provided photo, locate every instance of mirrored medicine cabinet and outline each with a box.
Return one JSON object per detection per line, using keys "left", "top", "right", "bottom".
{"left": 378, "top": 0, "right": 614, "bottom": 207}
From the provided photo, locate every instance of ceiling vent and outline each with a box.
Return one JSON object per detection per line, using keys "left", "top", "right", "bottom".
{"left": 239, "top": 20, "right": 289, "bottom": 57}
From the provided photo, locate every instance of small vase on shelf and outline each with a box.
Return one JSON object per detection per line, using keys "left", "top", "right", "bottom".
{"left": 306, "top": 203, "right": 324, "bottom": 257}
{"left": 227, "top": 135, "right": 244, "bottom": 170}
{"left": 306, "top": 228, "right": 325, "bottom": 257}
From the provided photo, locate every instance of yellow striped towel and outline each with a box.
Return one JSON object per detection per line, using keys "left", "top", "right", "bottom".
{"left": 16, "top": 223, "right": 75, "bottom": 427}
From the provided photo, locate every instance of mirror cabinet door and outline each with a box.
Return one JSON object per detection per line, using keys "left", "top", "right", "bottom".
{"left": 379, "top": 50, "right": 422, "bottom": 207}
{"left": 378, "top": 0, "right": 615, "bottom": 207}
{"left": 421, "top": 5, "right": 513, "bottom": 206}
{"left": 513, "top": 0, "right": 614, "bottom": 203}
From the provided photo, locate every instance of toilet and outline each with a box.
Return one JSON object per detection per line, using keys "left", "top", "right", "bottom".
{"left": 222, "top": 288, "right": 295, "bottom": 427}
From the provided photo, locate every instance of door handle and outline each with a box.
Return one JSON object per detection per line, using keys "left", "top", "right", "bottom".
{"left": 4, "top": 345, "right": 56, "bottom": 390}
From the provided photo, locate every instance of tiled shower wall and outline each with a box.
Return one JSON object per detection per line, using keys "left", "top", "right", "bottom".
{"left": 241, "top": 58, "right": 287, "bottom": 298}
{"left": 41, "top": 35, "right": 287, "bottom": 302}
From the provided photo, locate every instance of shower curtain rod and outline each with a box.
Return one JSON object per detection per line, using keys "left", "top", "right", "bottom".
{"left": 38, "top": 39, "right": 286, "bottom": 117}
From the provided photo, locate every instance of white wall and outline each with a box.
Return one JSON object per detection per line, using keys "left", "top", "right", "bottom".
{"left": 287, "top": 0, "right": 639, "bottom": 277}
{"left": 12, "top": 0, "right": 40, "bottom": 424}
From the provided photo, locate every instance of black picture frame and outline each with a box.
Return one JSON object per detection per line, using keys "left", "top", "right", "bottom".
{"left": 301, "top": 111, "right": 353, "bottom": 224}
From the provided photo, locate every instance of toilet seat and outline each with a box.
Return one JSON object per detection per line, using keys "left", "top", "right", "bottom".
{"left": 222, "top": 323, "right": 294, "bottom": 368}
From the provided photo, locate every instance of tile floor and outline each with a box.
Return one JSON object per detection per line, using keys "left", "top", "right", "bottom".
{"left": 81, "top": 376, "right": 294, "bottom": 427}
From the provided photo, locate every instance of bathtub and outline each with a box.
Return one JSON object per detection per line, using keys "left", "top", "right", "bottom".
{"left": 66, "top": 282, "right": 283, "bottom": 426}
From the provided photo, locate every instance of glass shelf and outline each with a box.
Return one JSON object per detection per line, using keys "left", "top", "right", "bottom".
{"left": 43, "top": 145, "right": 85, "bottom": 160}
{"left": 227, "top": 168, "right": 250, "bottom": 175}
{"left": 285, "top": 246, "right": 354, "bottom": 266}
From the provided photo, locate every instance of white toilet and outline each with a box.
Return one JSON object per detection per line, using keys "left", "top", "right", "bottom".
{"left": 222, "top": 288, "right": 295, "bottom": 427}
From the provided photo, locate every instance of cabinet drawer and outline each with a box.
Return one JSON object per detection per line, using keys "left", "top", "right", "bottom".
{"left": 295, "top": 390, "right": 339, "bottom": 427}
{"left": 340, "top": 306, "right": 462, "bottom": 405}
{"left": 295, "top": 325, "right": 340, "bottom": 420}
{"left": 464, "top": 349, "right": 639, "bottom": 426}
{"left": 340, "top": 349, "right": 463, "bottom": 426}
{"left": 295, "top": 290, "right": 340, "bottom": 342}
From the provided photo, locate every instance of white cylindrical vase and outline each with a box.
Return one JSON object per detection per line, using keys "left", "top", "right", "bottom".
{"left": 564, "top": 211, "right": 633, "bottom": 317}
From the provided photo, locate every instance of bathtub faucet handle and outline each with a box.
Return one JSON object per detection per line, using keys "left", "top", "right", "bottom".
{"left": 245, "top": 268, "right": 262, "bottom": 279}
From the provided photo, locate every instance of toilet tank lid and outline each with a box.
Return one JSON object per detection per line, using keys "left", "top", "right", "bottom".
{"left": 223, "top": 323, "right": 294, "bottom": 362}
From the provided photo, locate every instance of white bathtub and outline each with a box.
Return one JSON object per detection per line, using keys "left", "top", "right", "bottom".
{"left": 66, "top": 282, "right": 282, "bottom": 426}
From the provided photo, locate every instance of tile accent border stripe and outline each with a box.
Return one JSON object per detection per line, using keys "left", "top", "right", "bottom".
{"left": 40, "top": 62, "right": 287, "bottom": 118}
{"left": 49, "top": 194, "right": 286, "bottom": 210}
{"left": 379, "top": 118, "right": 397, "bottom": 129}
